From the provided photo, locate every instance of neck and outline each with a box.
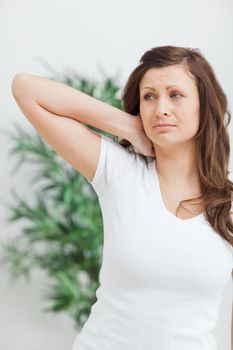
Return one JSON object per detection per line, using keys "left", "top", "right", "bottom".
{"left": 154, "top": 142, "right": 201, "bottom": 193}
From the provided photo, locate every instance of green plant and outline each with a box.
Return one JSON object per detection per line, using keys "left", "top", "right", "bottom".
{"left": 0, "top": 66, "right": 124, "bottom": 330}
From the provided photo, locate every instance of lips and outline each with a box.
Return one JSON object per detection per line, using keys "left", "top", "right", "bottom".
{"left": 153, "top": 123, "right": 176, "bottom": 127}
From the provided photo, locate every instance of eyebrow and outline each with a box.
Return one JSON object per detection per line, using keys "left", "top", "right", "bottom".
{"left": 141, "top": 84, "right": 186, "bottom": 91}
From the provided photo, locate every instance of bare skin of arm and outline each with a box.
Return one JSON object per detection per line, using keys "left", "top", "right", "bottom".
{"left": 11, "top": 73, "right": 154, "bottom": 181}
{"left": 12, "top": 73, "right": 154, "bottom": 156}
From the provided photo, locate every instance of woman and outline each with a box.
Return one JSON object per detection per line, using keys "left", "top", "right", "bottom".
{"left": 12, "top": 45, "right": 233, "bottom": 350}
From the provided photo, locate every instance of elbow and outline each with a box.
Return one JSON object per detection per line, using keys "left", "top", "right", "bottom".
{"left": 11, "top": 73, "right": 30, "bottom": 99}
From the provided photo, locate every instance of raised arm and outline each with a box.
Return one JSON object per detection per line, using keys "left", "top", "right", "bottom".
{"left": 11, "top": 73, "right": 154, "bottom": 180}
{"left": 11, "top": 73, "right": 135, "bottom": 140}
{"left": 11, "top": 73, "right": 140, "bottom": 181}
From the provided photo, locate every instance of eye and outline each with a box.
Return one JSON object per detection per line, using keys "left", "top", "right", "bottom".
{"left": 170, "top": 92, "right": 183, "bottom": 98}
{"left": 143, "top": 93, "right": 154, "bottom": 100}
{"left": 143, "top": 92, "right": 183, "bottom": 100}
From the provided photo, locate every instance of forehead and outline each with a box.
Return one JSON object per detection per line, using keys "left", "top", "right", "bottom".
{"left": 139, "top": 64, "right": 196, "bottom": 90}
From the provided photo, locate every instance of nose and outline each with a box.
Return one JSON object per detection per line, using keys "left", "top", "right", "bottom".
{"left": 155, "top": 97, "right": 171, "bottom": 117}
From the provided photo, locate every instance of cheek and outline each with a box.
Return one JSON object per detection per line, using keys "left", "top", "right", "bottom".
{"left": 190, "top": 108, "right": 200, "bottom": 130}
{"left": 181, "top": 102, "right": 200, "bottom": 125}
{"left": 180, "top": 114, "right": 200, "bottom": 136}
{"left": 139, "top": 111, "right": 150, "bottom": 127}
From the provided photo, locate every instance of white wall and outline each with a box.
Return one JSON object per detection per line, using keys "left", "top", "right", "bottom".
{"left": 1, "top": 0, "right": 232, "bottom": 349}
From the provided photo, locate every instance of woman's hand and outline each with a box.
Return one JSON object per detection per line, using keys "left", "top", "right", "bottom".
{"left": 129, "top": 114, "right": 156, "bottom": 157}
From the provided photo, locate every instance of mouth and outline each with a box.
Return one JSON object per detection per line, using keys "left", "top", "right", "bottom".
{"left": 153, "top": 125, "right": 176, "bottom": 131}
{"left": 153, "top": 123, "right": 176, "bottom": 127}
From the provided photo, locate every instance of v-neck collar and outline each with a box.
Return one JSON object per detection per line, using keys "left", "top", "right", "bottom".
{"left": 148, "top": 159, "right": 205, "bottom": 224}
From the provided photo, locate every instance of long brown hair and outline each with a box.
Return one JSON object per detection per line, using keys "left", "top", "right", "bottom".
{"left": 115, "top": 45, "right": 233, "bottom": 247}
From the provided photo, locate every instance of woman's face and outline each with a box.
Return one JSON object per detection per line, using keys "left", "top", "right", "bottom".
{"left": 138, "top": 64, "right": 200, "bottom": 151}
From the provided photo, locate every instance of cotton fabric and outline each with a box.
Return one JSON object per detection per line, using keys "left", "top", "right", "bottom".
{"left": 71, "top": 134, "right": 233, "bottom": 350}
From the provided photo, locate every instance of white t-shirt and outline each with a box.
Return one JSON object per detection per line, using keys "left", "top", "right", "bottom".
{"left": 71, "top": 134, "right": 233, "bottom": 350}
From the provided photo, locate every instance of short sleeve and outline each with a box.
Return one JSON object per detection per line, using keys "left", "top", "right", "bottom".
{"left": 86, "top": 133, "right": 137, "bottom": 198}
